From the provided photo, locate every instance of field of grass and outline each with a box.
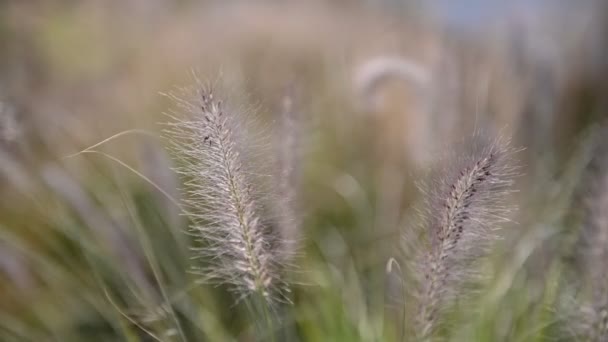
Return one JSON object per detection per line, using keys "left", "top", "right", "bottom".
{"left": 1, "top": 1, "right": 607, "bottom": 341}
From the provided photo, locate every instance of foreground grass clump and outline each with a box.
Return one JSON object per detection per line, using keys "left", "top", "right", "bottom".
{"left": 159, "top": 77, "right": 527, "bottom": 341}
{"left": 0, "top": 72, "right": 606, "bottom": 341}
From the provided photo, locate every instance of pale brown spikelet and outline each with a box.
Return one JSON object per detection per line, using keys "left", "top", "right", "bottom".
{"left": 273, "top": 85, "right": 303, "bottom": 262}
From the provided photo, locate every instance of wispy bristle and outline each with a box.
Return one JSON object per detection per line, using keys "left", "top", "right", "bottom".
{"left": 164, "top": 81, "right": 285, "bottom": 303}
{"left": 413, "top": 137, "right": 517, "bottom": 337}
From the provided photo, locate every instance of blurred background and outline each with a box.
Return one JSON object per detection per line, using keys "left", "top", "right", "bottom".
{"left": 1, "top": 1, "right": 607, "bottom": 341}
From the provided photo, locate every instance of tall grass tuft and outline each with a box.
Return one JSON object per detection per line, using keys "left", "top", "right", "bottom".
{"left": 408, "top": 137, "right": 518, "bottom": 338}
{"left": 571, "top": 127, "right": 608, "bottom": 341}
{"left": 163, "top": 80, "right": 288, "bottom": 308}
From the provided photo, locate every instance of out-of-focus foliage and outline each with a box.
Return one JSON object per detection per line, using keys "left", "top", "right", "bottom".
{"left": 0, "top": 1, "right": 607, "bottom": 341}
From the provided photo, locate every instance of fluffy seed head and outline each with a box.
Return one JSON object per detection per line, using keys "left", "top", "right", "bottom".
{"left": 164, "top": 80, "right": 287, "bottom": 303}
{"left": 413, "top": 136, "right": 518, "bottom": 337}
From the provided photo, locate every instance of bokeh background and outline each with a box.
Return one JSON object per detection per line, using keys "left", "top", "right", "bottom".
{"left": 1, "top": 1, "right": 607, "bottom": 341}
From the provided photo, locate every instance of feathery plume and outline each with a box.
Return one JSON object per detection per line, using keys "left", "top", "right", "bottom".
{"left": 164, "top": 80, "right": 285, "bottom": 303}
{"left": 353, "top": 56, "right": 430, "bottom": 110}
{"left": 352, "top": 56, "right": 434, "bottom": 167}
{"left": 412, "top": 137, "right": 517, "bottom": 338}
